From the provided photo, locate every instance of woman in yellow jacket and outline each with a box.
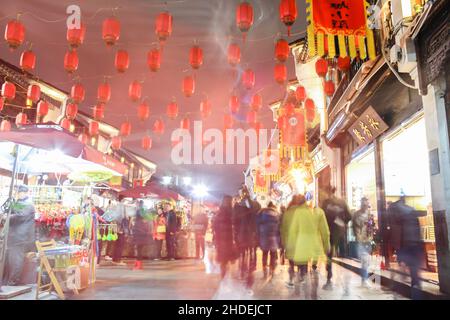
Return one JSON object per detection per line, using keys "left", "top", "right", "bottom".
{"left": 281, "top": 194, "right": 330, "bottom": 285}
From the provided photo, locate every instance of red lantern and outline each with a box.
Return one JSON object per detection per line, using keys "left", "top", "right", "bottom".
{"left": 224, "top": 114, "right": 234, "bottom": 129}
{"left": 97, "top": 81, "right": 111, "bottom": 104}
{"left": 67, "top": 22, "right": 86, "bottom": 48}
{"left": 37, "top": 101, "right": 49, "bottom": 117}
{"left": 78, "top": 133, "right": 89, "bottom": 144}
{"left": 0, "top": 97, "right": 4, "bottom": 112}
{"left": 142, "top": 136, "right": 152, "bottom": 150}
{"left": 305, "top": 98, "right": 316, "bottom": 122}
{"left": 111, "top": 136, "right": 122, "bottom": 150}
{"left": 102, "top": 17, "right": 120, "bottom": 46}
{"left": 70, "top": 83, "right": 85, "bottom": 104}
{"left": 155, "top": 12, "right": 173, "bottom": 42}
{"left": 1, "top": 82, "right": 16, "bottom": 101}
{"left": 120, "top": 121, "right": 132, "bottom": 137}
{"left": 200, "top": 98, "right": 212, "bottom": 119}
{"left": 236, "top": 1, "right": 254, "bottom": 41}
{"left": 242, "top": 69, "right": 255, "bottom": 90}
{"left": 60, "top": 118, "right": 71, "bottom": 131}
{"left": 251, "top": 93, "right": 262, "bottom": 112}
{"left": 153, "top": 119, "right": 165, "bottom": 135}
{"left": 227, "top": 43, "right": 241, "bottom": 67}
{"left": 15, "top": 112, "right": 27, "bottom": 126}
{"left": 66, "top": 103, "right": 78, "bottom": 120}
{"left": 137, "top": 102, "right": 150, "bottom": 121}
{"left": 5, "top": 19, "right": 25, "bottom": 49}
{"left": 167, "top": 101, "right": 179, "bottom": 119}
{"left": 337, "top": 56, "right": 351, "bottom": 72}
{"left": 315, "top": 58, "right": 328, "bottom": 78}
{"left": 279, "top": 0, "right": 297, "bottom": 36}
{"left": 64, "top": 49, "right": 79, "bottom": 74}
{"left": 278, "top": 115, "right": 288, "bottom": 130}
{"left": 92, "top": 103, "right": 105, "bottom": 120}
{"left": 128, "top": 80, "right": 142, "bottom": 102}
{"left": 246, "top": 110, "right": 257, "bottom": 124}
{"left": 27, "top": 84, "right": 40, "bottom": 103}
{"left": 295, "top": 86, "right": 306, "bottom": 102}
{"left": 20, "top": 50, "right": 36, "bottom": 72}
{"left": 189, "top": 46, "right": 203, "bottom": 69}
{"left": 274, "top": 63, "right": 287, "bottom": 84}
{"left": 147, "top": 48, "right": 161, "bottom": 72}
{"left": 115, "top": 50, "right": 129, "bottom": 73}
{"left": 324, "top": 80, "right": 335, "bottom": 97}
{"left": 275, "top": 38, "right": 290, "bottom": 62}
{"left": 0, "top": 119, "right": 11, "bottom": 132}
{"left": 229, "top": 95, "right": 240, "bottom": 114}
{"left": 89, "top": 121, "right": 99, "bottom": 136}
{"left": 182, "top": 76, "right": 195, "bottom": 97}
{"left": 180, "top": 117, "right": 190, "bottom": 130}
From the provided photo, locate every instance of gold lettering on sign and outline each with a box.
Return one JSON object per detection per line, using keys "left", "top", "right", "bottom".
{"left": 359, "top": 121, "right": 372, "bottom": 138}
{"left": 353, "top": 128, "right": 366, "bottom": 142}
{"left": 366, "top": 115, "right": 380, "bottom": 131}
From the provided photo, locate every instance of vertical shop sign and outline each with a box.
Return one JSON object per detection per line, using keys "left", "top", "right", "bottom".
{"left": 348, "top": 106, "right": 388, "bottom": 146}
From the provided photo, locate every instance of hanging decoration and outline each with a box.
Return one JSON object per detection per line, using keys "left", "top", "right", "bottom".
{"left": 242, "top": 68, "right": 255, "bottom": 90}
{"left": 27, "top": 84, "right": 41, "bottom": 103}
{"left": 224, "top": 114, "right": 234, "bottom": 129}
{"left": 37, "top": 100, "right": 49, "bottom": 118}
{"left": 167, "top": 100, "right": 179, "bottom": 119}
{"left": 64, "top": 49, "right": 79, "bottom": 74}
{"left": 102, "top": 16, "right": 121, "bottom": 46}
{"left": 71, "top": 82, "right": 85, "bottom": 104}
{"left": 129, "top": 80, "right": 142, "bottom": 102}
{"left": 115, "top": 49, "right": 130, "bottom": 73}
{"left": 137, "top": 101, "right": 150, "bottom": 121}
{"left": 153, "top": 119, "right": 165, "bottom": 135}
{"left": 189, "top": 45, "right": 203, "bottom": 70}
{"left": 306, "top": 0, "right": 376, "bottom": 60}
{"left": 246, "top": 110, "right": 257, "bottom": 125}
{"left": 279, "top": 0, "right": 297, "bottom": 36}
{"left": 200, "top": 98, "right": 212, "bottom": 119}
{"left": 274, "top": 63, "right": 287, "bottom": 84}
{"left": 251, "top": 93, "right": 262, "bottom": 112}
{"left": 236, "top": 1, "right": 254, "bottom": 42}
{"left": 0, "top": 119, "right": 11, "bottom": 132}
{"left": 111, "top": 136, "right": 122, "bottom": 150}
{"left": 324, "top": 80, "right": 335, "bottom": 97}
{"left": 180, "top": 117, "right": 190, "bottom": 130}
{"left": 148, "top": 48, "right": 161, "bottom": 72}
{"left": 229, "top": 95, "right": 240, "bottom": 114}
{"left": 67, "top": 21, "right": 86, "bottom": 48}
{"left": 155, "top": 11, "right": 173, "bottom": 42}
{"left": 275, "top": 38, "right": 290, "bottom": 62}
{"left": 120, "top": 121, "right": 132, "bottom": 137}
{"left": 142, "top": 135, "right": 152, "bottom": 150}
{"left": 280, "top": 108, "right": 305, "bottom": 159}
{"left": 97, "top": 80, "right": 111, "bottom": 104}
{"left": 254, "top": 169, "right": 268, "bottom": 193}
{"left": 0, "top": 97, "right": 3, "bottom": 112}
{"left": 66, "top": 103, "right": 78, "bottom": 120}
{"left": 5, "top": 19, "right": 25, "bottom": 49}
{"left": 337, "top": 56, "right": 351, "bottom": 72}
{"left": 295, "top": 85, "right": 306, "bottom": 102}
{"left": 89, "top": 121, "right": 99, "bottom": 136}
{"left": 227, "top": 43, "right": 241, "bottom": 67}
{"left": 284, "top": 101, "right": 295, "bottom": 117}
{"left": 20, "top": 49, "right": 36, "bottom": 72}
{"left": 305, "top": 98, "right": 316, "bottom": 122}
{"left": 277, "top": 114, "right": 288, "bottom": 131}
{"left": 93, "top": 103, "right": 105, "bottom": 120}
{"left": 315, "top": 57, "right": 328, "bottom": 77}
{"left": 182, "top": 75, "right": 195, "bottom": 97}
{"left": 1, "top": 81, "right": 16, "bottom": 101}
{"left": 60, "top": 118, "right": 71, "bottom": 131}
{"left": 78, "top": 133, "right": 89, "bottom": 144}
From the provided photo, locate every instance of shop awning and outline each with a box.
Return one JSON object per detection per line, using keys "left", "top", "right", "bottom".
{"left": 119, "top": 183, "right": 183, "bottom": 200}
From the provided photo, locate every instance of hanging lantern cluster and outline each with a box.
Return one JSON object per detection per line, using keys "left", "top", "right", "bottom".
{"left": 251, "top": 93, "right": 262, "bottom": 112}
{"left": 153, "top": 119, "right": 165, "bottom": 135}
{"left": 128, "top": 80, "right": 142, "bottom": 102}
{"left": 64, "top": 49, "right": 79, "bottom": 74}
{"left": 337, "top": 56, "right": 351, "bottom": 72}
{"left": 200, "top": 98, "right": 212, "bottom": 119}
{"left": 137, "top": 101, "right": 150, "bottom": 121}
{"left": 275, "top": 38, "right": 289, "bottom": 62}
{"left": 93, "top": 103, "right": 105, "bottom": 120}
{"left": 304, "top": 98, "right": 316, "bottom": 123}
{"left": 180, "top": 117, "right": 190, "bottom": 130}
{"left": 324, "top": 80, "right": 335, "bottom": 97}
{"left": 1, "top": 119, "right": 12, "bottom": 132}
{"left": 37, "top": 101, "right": 49, "bottom": 118}
{"left": 315, "top": 57, "right": 328, "bottom": 78}
{"left": 242, "top": 68, "right": 255, "bottom": 90}
{"left": 274, "top": 63, "right": 287, "bottom": 84}
{"left": 189, "top": 45, "right": 203, "bottom": 69}
{"left": 148, "top": 48, "right": 161, "bottom": 72}
{"left": 78, "top": 132, "right": 89, "bottom": 144}
{"left": 167, "top": 100, "right": 179, "bottom": 119}
{"left": 114, "top": 49, "right": 129, "bottom": 73}
{"left": 16, "top": 112, "right": 28, "bottom": 126}
{"left": 155, "top": 11, "right": 173, "bottom": 42}
{"left": 120, "top": 121, "right": 132, "bottom": 137}
{"left": 236, "top": 1, "right": 254, "bottom": 41}
{"left": 295, "top": 85, "right": 306, "bottom": 103}
{"left": 66, "top": 103, "right": 78, "bottom": 120}
{"left": 20, "top": 49, "right": 36, "bottom": 72}
{"left": 97, "top": 80, "right": 111, "bottom": 104}
{"left": 102, "top": 16, "right": 121, "bottom": 46}
{"left": 142, "top": 135, "right": 152, "bottom": 150}
{"left": 27, "top": 84, "right": 41, "bottom": 103}
{"left": 227, "top": 43, "right": 241, "bottom": 67}
{"left": 1, "top": 82, "right": 16, "bottom": 101}
{"left": 5, "top": 19, "right": 25, "bottom": 49}
{"left": 71, "top": 82, "right": 85, "bottom": 104}
{"left": 60, "top": 118, "right": 71, "bottom": 131}
{"left": 182, "top": 75, "right": 195, "bottom": 97}
{"left": 67, "top": 22, "right": 86, "bottom": 48}
{"left": 89, "top": 121, "right": 99, "bottom": 136}
{"left": 279, "top": 0, "right": 297, "bottom": 36}
{"left": 111, "top": 136, "right": 122, "bottom": 150}
{"left": 229, "top": 95, "right": 240, "bottom": 114}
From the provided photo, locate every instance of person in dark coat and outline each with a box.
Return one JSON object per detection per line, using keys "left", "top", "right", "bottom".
{"left": 321, "top": 186, "right": 351, "bottom": 290}
{"left": 387, "top": 195, "right": 426, "bottom": 298}
{"left": 164, "top": 200, "right": 177, "bottom": 260}
{"left": 192, "top": 211, "right": 209, "bottom": 259}
{"left": 132, "top": 200, "right": 149, "bottom": 270}
{"left": 2, "top": 185, "right": 36, "bottom": 286}
{"left": 257, "top": 202, "right": 280, "bottom": 279}
{"left": 212, "top": 195, "right": 235, "bottom": 279}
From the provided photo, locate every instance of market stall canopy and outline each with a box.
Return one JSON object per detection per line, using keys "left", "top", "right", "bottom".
{"left": 119, "top": 183, "right": 183, "bottom": 201}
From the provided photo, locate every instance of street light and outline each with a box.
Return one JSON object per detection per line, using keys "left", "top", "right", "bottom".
{"left": 183, "top": 177, "right": 192, "bottom": 186}
{"left": 162, "top": 176, "right": 172, "bottom": 185}
{"left": 192, "top": 184, "right": 208, "bottom": 199}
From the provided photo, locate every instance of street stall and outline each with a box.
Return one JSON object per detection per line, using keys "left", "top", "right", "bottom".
{"left": 0, "top": 124, "right": 126, "bottom": 299}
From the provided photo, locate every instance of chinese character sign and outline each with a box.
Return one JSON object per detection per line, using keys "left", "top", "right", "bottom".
{"left": 348, "top": 106, "right": 388, "bottom": 146}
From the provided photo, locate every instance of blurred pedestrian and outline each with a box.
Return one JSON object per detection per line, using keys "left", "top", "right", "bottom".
{"left": 257, "top": 202, "right": 280, "bottom": 279}
{"left": 193, "top": 210, "right": 209, "bottom": 259}
{"left": 388, "top": 194, "right": 426, "bottom": 299}
{"left": 212, "top": 195, "right": 235, "bottom": 279}
{"left": 164, "top": 199, "right": 177, "bottom": 261}
{"left": 112, "top": 199, "right": 130, "bottom": 266}
{"left": 152, "top": 205, "right": 166, "bottom": 260}
{"left": 322, "top": 186, "right": 351, "bottom": 290}
{"left": 132, "top": 200, "right": 150, "bottom": 270}
{"left": 352, "top": 197, "right": 376, "bottom": 287}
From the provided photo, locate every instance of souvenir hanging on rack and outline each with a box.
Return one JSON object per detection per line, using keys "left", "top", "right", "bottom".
{"left": 306, "top": 0, "right": 376, "bottom": 60}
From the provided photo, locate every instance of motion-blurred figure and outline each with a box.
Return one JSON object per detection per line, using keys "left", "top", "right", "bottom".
{"left": 193, "top": 210, "right": 209, "bottom": 259}
{"left": 164, "top": 200, "right": 177, "bottom": 261}
{"left": 152, "top": 204, "right": 166, "bottom": 260}
{"left": 322, "top": 186, "right": 351, "bottom": 290}
{"left": 132, "top": 200, "right": 150, "bottom": 270}
{"left": 256, "top": 202, "right": 280, "bottom": 279}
